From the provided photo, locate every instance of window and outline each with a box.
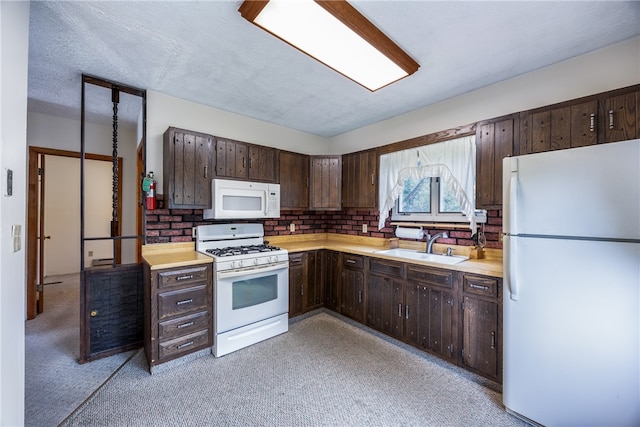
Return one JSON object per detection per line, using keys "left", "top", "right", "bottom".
{"left": 378, "top": 135, "right": 479, "bottom": 230}
{"left": 392, "top": 177, "right": 468, "bottom": 222}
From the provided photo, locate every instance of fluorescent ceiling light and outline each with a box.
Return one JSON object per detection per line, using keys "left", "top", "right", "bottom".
{"left": 239, "top": 0, "right": 419, "bottom": 91}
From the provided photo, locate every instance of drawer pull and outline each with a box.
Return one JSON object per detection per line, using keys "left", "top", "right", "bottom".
{"left": 346, "top": 259, "right": 356, "bottom": 264}
{"left": 176, "top": 275, "right": 194, "bottom": 281}
{"left": 177, "top": 321, "right": 194, "bottom": 329}
{"left": 589, "top": 113, "right": 595, "bottom": 132}
{"left": 176, "top": 298, "right": 193, "bottom": 305}
{"left": 470, "top": 284, "right": 489, "bottom": 290}
{"left": 177, "top": 341, "right": 194, "bottom": 350}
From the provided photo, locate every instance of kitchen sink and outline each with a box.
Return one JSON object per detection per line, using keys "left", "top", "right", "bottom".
{"left": 373, "top": 248, "right": 469, "bottom": 265}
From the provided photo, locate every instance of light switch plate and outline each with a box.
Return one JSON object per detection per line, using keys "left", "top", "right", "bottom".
{"left": 362, "top": 224, "right": 367, "bottom": 233}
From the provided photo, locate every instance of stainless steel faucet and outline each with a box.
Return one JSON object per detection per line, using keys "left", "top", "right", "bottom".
{"left": 426, "top": 231, "right": 448, "bottom": 253}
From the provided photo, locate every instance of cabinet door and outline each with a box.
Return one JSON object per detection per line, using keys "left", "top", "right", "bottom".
{"left": 476, "top": 118, "right": 513, "bottom": 208}
{"left": 569, "top": 101, "right": 598, "bottom": 148}
{"left": 216, "top": 138, "right": 248, "bottom": 179}
{"left": 279, "top": 151, "right": 309, "bottom": 209}
{"left": 164, "top": 128, "right": 214, "bottom": 209}
{"left": 342, "top": 149, "right": 377, "bottom": 209}
{"left": 310, "top": 156, "right": 341, "bottom": 210}
{"left": 341, "top": 268, "right": 363, "bottom": 322}
{"left": 288, "top": 253, "right": 305, "bottom": 318}
{"left": 404, "top": 283, "right": 455, "bottom": 361}
{"left": 462, "top": 295, "right": 499, "bottom": 378}
{"left": 248, "top": 145, "right": 276, "bottom": 182}
{"left": 603, "top": 91, "right": 637, "bottom": 143}
{"left": 324, "top": 251, "right": 341, "bottom": 311}
{"left": 366, "top": 274, "right": 402, "bottom": 338}
{"left": 305, "top": 250, "right": 325, "bottom": 311}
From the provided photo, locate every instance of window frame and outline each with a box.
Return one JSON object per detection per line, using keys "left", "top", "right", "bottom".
{"left": 391, "top": 177, "right": 471, "bottom": 223}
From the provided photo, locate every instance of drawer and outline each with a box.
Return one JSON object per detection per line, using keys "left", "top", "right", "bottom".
{"left": 289, "top": 253, "right": 305, "bottom": 265}
{"left": 158, "top": 265, "right": 209, "bottom": 289}
{"left": 159, "top": 310, "right": 210, "bottom": 341}
{"left": 342, "top": 254, "right": 364, "bottom": 269}
{"left": 159, "top": 329, "right": 209, "bottom": 360}
{"left": 406, "top": 265, "right": 453, "bottom": 289}
{"left": 369, "top": 258, "right": 404, "bottom": 278}
{"left": 158, "top": 285, "right": 209, "bottom": 320}
{"left": 463, "top": 275, "right": 498, "bottom": 298}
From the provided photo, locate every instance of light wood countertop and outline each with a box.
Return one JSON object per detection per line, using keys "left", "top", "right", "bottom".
{"left": 142, "top": 242, "right": 213, "bottom": 270}
{"left": 141, "top": 235, "right": 502, "bottom": 277}
{"left": 268, "top": 233, "right": 503, "bottom": 278}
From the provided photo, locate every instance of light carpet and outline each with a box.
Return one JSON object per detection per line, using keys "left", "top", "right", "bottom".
{"left": 25, "top": 274, "right": 134, "bottom": 427}
{"left": 61, "top": 312, "right": 528, "bottom": 426}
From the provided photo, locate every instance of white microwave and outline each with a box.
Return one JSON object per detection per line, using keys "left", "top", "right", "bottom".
{"left": 203, "top": 179, "right": 280, "bottom": 219}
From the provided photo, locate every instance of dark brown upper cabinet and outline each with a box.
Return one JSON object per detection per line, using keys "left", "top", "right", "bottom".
{"left": 279, "top": 150, "right": 309, "bottom": 209}
{"left": 215, "top": 137, "right": 248, "bottom": 179}
{"left": 248, "top": 144, "right": 277, "bottom": 182}
{"left": 475, "top": 116, "right": 515, "bottom": 209}
{"left": 163, "top": 127, "right": 215, "bottom": 209}
{"left": 310, "top": 155, "right": 342, "bottom": 210}
{"left": 603, "top": 91, "right": 638, "bottom": 143}
{"left": 342, "top": 148, "right": 377, "bottom": 209}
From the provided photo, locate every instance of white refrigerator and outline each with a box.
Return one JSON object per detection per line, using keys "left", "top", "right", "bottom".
{"left": 502, "top": 138, "right": 640, "bottom": 426}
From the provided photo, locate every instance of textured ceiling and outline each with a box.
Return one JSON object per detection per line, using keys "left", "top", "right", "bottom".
{"left": 27, "top": 1, "right": 640, "bottom": 138}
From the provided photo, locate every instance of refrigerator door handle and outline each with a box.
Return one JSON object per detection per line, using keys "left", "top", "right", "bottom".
{"left": 506, "top": 235, "right": 519, "bottom": 300}
{"left": 508, "top": 159, "right": 518, "bottom": 236}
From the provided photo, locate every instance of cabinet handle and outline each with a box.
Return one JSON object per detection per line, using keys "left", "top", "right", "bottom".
{"left": 358, "top": 290, "right": 362, "bottom": 303}
{"left": 371, "top": 174, "right": 375, "bottom": 185}
{"left": 346, "top": 259, "right": 356, "bottom": 264}
{"left": 398, "top": 303, "right": 402, "bottom": 317}
{"left": 176, "top": 275, "right": 194, "bottom": 281}
{"left": 176, "top": 298, "right": 193, "bottom": 305}
{"left": 336, "top": 178, "right": 338, "bottom": 188}
{"left": 491, "top": 331, "right": 496, "bottom": 349}
{"left": 609, "top": 110, "right": 614, "bottom": 129}
{"left": 243, "top": 157, "right": 246, "bottom": 168}
{"left": 204, "top": 165, "right": 208, "bottom": 178}
{"left": 405, "top": 305, "right": 410, "bottom": 320}
{"left": 469, "top": 283, "right": 489, "bottom": 290}
{"left": 589, "top": 113, "right": 595, "bottom": 132}
{"left": 290, "top": 257, "right": 303, "bottom": 264}
{"left": 177, "top": 341, "right": 194, "bottom": 350}
{"left": 301, "top": 284, "right": 304, "bottom": 296}
{"left": 177, "top": 321, "right": 194, "bottom": 329}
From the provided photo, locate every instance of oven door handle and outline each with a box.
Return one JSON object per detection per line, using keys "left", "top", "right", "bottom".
{"left": 217, "top": 263, "right": 288, "bottom": 280}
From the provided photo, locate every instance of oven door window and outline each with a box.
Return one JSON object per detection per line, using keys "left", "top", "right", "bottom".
{"left": 232, "top": 274, "right": 278, "bottom": 310}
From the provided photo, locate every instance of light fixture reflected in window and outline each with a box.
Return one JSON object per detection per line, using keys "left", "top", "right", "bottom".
{"left": 238, "top": 0, "right": 419, "bottom": 91}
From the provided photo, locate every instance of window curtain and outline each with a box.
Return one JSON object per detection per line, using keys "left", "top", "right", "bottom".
{"left": 378, "top": 135, "right": 476, "bottom": 230}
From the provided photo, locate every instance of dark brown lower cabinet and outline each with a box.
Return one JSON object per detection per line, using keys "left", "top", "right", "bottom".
{"left": 340, "top": 254, "right": 364, "bottom": 322}
{"left": 289, "top": 250, "right": 326, "bottom": 318}
{"left": 366, "top": 273, "right": 403, "bottom": 340}
{"left": 288, "top": 253, "right": 305, "bottom": 318}
{"left": 404, "top": 282, "right": 456, "bottom": 362}
{"left": 324, "top": 251, "right": 341, "bottom": 312}
{"left": 461, "top": 274, "right": 502, "bottom": 382}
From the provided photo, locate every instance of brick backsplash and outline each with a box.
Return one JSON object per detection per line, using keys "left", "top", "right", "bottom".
{"left": 145, "top": 195, "right": 502, "bottom": 248}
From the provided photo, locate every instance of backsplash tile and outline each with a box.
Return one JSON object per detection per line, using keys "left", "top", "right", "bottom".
{"left": 145, "top": 195, "right": 502, "bottom": 248}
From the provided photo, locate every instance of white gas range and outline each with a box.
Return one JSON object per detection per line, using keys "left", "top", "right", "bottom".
{"left": 195, "top": 223, "right": 289, "bottom": 357}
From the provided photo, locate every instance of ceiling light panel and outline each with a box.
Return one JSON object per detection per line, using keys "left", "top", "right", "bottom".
{"left": 239, "top": 0, "right": 419, "bottom": 91}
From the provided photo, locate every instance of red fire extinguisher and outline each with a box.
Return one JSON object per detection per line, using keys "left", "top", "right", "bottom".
{"left": 145, "top": 172, "right": 157, "bottom": 210}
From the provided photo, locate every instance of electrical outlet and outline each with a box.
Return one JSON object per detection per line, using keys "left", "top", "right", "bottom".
{"left": 290, "top": 223, "right": 295, "bottom": 233}
{"left": 362, "top": 224, "right": 367, "bottom": 233}
{"left": 88, "top": 250, "right": 94, "bottom": 257}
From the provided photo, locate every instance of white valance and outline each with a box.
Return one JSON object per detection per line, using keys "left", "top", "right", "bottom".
{"left": 378, "top": 135, "right": 476, "bottom": 230}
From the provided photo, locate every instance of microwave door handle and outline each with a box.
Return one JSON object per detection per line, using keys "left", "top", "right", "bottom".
{"left": 217, "top": 263, "right": 288, "bottom": 280}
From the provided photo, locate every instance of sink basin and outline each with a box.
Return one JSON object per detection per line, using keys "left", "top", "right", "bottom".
{"left": 373, "top": 248, "right": 469, "bottom": 265}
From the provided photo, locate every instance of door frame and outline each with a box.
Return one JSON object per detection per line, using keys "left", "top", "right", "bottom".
{"left": 26, "top": 146, "right": 122, "bottom": 320}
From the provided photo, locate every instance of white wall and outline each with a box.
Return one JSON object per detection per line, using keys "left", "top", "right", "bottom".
{"left": 146, "top": 91, "right": 328, "bottom": 193}
{"left": 0, "top": 2, "right": 28, "bottom": 425}
{"left": 28, "top": 112, "right": 139, "bottom": 266}
{"left": 330, "top": 36, "right": 640, "bottom": 154}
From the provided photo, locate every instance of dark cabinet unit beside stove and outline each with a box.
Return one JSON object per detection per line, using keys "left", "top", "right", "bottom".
{"left": 143, "top": 263, "right": 213, "bottom": 370}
